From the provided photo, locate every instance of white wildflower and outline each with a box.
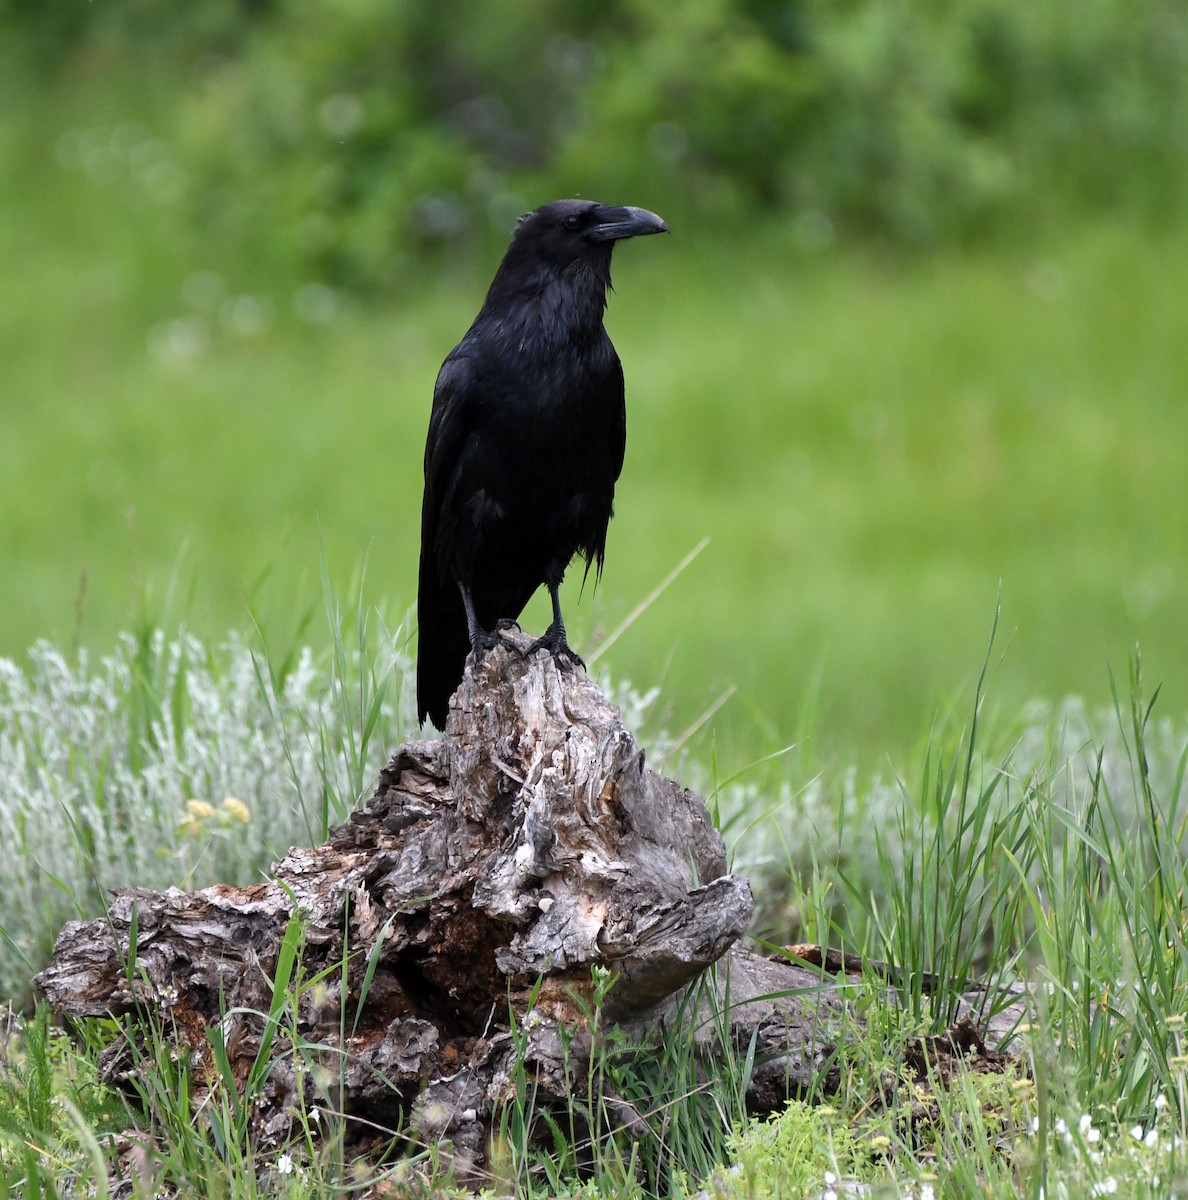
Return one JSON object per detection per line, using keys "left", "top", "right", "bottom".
{"left": 1079, "top": 1113, "right": 1101, "bottom": 1143}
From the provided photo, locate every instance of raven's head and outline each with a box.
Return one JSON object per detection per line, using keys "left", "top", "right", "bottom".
{"left": 483, "top": 198, "right": 667, "bottom": 319}
{"left": 511, "top": 199, "right": 668, "bottom": 268}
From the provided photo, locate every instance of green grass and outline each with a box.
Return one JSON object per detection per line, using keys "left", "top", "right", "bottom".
{"left": 4, "top": 622, "right": 1188, "bottom": 1196}
{"left": 8, "top": 18, "right": 1188, "bottom": 1200}
{"left": 5, "top": 74, "right": 1188, "bottom": 770}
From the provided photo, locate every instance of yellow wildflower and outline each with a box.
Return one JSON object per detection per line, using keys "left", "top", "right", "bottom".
{"left": 222, "top": 796, "right": 251, "bottom": 822}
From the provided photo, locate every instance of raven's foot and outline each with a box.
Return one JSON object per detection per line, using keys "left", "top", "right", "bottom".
{"left": 525, "top": 623, "right": 586, "bottom": 671}
{"left": 469, "top": 625, "right": 521, "bottom": 659}
{"left": 460, "top": 583, "right": 521, "bottom": 663}
{"left": 493, "top": 618, "right": 522, "bottom": 633}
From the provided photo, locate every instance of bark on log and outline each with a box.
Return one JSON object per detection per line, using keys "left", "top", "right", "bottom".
{"left": 35, "top": 633, "right": 1022, "bottom": 1179}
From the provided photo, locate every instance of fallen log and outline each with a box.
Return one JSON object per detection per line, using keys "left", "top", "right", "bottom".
{"left": 35, "top": 633, "right": 1021, "bottom": 1180}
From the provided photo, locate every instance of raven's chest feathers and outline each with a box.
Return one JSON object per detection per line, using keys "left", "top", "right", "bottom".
{"left": 447, "top": 342, "right": 623, "bottom": 558}
{"left": 434, "top": 270, "right": 626, "bottom": 566}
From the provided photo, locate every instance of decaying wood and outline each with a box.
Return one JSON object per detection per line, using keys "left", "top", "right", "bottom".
{"left": 35, "top": 633, "right": 1023, "bottom": 1179}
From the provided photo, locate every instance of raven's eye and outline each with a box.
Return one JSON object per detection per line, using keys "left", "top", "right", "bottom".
{"left": 563, "top": 214, "right": 581, "bottom": 231}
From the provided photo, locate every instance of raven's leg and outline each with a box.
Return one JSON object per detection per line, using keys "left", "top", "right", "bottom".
{"left": 525, "top": 582, "right": 585, "bottom": 670}
{"left": 458, "top": 582, "right": 517, "bottom": 658}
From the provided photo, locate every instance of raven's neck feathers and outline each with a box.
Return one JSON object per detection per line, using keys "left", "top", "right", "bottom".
{"left": 482, "top": 247, "right": 614, "bottom": 349}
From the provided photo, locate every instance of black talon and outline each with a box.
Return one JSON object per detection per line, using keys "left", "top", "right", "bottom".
{"left": 525, "top": 628, "right": 585, "bottom": 669}
{"left": 524, "top": 582, "right": 585, "bottom": 671}
{"left": 460, "top": 583, "right": 519, "bottom": 659}
{"left": 469, "top": 627, "right": 505, "bottom": 656}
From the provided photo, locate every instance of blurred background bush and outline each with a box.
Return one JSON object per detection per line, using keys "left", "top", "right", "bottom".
{"left": 3, "top": 0, "right": 1187, "bottom": 765}
{"left": 10, "top": 0, "right": 1188, "bottom": 280}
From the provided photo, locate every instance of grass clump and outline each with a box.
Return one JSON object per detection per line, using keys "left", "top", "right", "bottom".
{"left": 691, "top": 1100, "right": 874, "bottom": 1199}
{"left": 490, "top": 967, "right": 752, "bottom": 1200}
{"left": 0, "top": 1005, "right": 126, "bottom": 1198}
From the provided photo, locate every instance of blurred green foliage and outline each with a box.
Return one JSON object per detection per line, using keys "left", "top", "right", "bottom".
{"left": 5, "top": 0, "right": 1188, "bottom": 289}
{"left": 2, "top": 0, "right": 1188, "bottom": 764}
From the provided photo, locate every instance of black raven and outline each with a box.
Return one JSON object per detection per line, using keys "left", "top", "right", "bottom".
{"left": 416, "top": 198, "right": 668, "bottom": 728}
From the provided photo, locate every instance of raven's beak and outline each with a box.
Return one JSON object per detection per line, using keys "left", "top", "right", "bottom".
{"left": 587, "top": 205, "right": 669, "bottom": 242}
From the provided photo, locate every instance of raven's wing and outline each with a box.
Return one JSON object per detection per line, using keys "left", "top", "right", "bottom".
{"left": 582, "top": 350, "right": 626, "bottom": 583}
{"left": 608, "top": 352, "right": 626, "bottom": 483}
{"left": 416, "top": 353, "right": 481, "bottom": 727}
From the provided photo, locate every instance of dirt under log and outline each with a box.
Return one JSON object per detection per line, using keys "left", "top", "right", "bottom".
{"left": 35, "top": 633, "right": 1023, "bottom": 1178}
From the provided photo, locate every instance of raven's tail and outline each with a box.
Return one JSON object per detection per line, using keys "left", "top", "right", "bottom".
{"left": 416, "top": 567, "right": 471, "bottom": 730}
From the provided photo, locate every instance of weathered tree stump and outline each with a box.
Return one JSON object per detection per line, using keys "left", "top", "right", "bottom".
{"left": 35, "top": 634, "right": 1021, "bottom": 1179}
